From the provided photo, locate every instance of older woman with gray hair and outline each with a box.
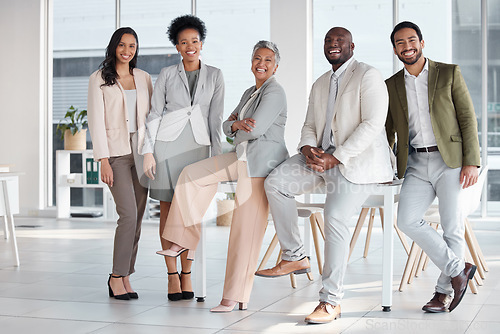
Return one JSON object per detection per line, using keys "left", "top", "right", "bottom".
{"left": 157, "top": 40, "right": 289, "bottom": 312}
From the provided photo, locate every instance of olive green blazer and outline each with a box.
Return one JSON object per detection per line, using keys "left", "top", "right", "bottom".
{"left": 385, "top": 59, "right": 480, "bottom": 177}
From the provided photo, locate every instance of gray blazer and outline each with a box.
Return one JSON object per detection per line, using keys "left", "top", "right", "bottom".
{"left": 223, "top": 76, "right": 289, "bottom": 177}
{"left": 142, "top": 61, "right": 224, "bottom": 156}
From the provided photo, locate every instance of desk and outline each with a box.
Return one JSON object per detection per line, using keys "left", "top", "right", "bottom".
{"left": 194, "top": 180, "right": 402, "bottom": 311}
{"left": 0, "top": 172, "right": 22, "bottom": 267}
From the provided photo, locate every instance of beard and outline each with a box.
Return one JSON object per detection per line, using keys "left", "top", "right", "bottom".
{"left": 398, "top": 48, "right": 423, "bottom": 65}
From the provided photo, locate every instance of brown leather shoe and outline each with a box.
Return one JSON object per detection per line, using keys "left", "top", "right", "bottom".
{"left": 422, "top": 292, "right": 452, "bottom": 313}
{"left": 305, "top": 302, "right": 341, "bottom": 324}
{"left": 255, "top": 257, "right": 310, "bottom": 278}
{"left": 449, "top": 262, "right": 476, "bottom": 312}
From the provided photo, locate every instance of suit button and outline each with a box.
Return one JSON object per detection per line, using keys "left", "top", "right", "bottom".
{"left": 187, "top": 112, "right": 192, "bottom": 116}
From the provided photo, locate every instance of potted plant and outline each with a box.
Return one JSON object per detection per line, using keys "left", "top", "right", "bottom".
{"left": 56, "top": 105, "right": 88, "bottom": 150}
{"left": 217, "top": 192, "right": 235, "bottom": 226}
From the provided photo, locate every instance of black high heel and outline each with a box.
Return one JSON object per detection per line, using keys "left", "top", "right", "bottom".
{"left": 181, "top": 271, "right": 194, "bottom": 300}
{"left": 167, "top": 272, "right": 182, "bottom": 301}
{"left": 108, "top": 274, "right": 130, "bottom": 300}
{"left": 128, "top": 292, "right": 139, "bottom": 299}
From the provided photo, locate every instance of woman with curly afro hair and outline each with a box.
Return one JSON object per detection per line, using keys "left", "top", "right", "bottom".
{"left": 141, "top": 15, "right": 224, "bottom": 302}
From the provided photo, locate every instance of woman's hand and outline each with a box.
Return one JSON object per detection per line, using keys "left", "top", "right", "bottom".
{"left": 100, "top": 158, "right": 114, "bottom": 187}
{"left": 231, "top": 117, "right": 256, "bottom": 133}
{"left": 143, "top": 153, "right": 156, "bottom": 180}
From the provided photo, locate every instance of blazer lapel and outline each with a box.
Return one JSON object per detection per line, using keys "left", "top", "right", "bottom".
{"left": 176, "top": 62, "right": 190, "bottom": 95}
{"left": 394, "top": 70, "right": 409, "bottom": 123}
{"left": 192, "top": 62, "right": 207, "bottom": 105}
{"left": 332, "top": 59, "right": 356, "bottom": 119}
{"left": 132, "top": 69, "right": 145, "bottom": 120}
{"left": 336, "top": 59, "right": 356, "bottom": 98}
{"left": 427, "top": 59, "right": 438, "bottom": 112}
{"left": 245, "top": 76, "right": 275, "bottom": 118}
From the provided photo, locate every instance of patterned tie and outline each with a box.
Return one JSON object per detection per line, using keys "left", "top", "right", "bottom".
{"left": 321, "top": 74, "right": 338, "bottom": 151}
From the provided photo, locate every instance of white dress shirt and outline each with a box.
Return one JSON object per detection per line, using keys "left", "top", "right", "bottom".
{"left": 404, "top": 58, "right": 437, "bottom": 148}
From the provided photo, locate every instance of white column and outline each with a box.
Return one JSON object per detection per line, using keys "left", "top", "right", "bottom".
{"left": 0, "top": 0, "right": 47, "bottom": 214}
{"left": 270, "top": 0, "right": 313, "bottom": 153}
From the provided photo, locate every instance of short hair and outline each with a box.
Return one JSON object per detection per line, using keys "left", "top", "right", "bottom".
{"left": 252, "top": 40, "right": 281, "bottom": 65}
{"left": 167, "top": 15, "right": 206, "bottom": 45}
{"left": 390, "top": 21, "right": 423, "bottom": 48}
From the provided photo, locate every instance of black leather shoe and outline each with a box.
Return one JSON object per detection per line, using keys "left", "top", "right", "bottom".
{"left": 422, "top": 292, "right": 451, "bottom": 313}
{"left": 449, "top": 263, "right": 476, "bottom": 312}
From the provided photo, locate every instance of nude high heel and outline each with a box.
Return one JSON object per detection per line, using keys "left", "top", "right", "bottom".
{"left": 210, "top": 300, "right": 247, "bottom": 312}
{"left": 156, "top": 248, "right": 195, "bottom": 261}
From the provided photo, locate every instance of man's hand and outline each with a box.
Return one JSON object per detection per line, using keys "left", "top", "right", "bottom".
{"left": 231, "top": 117, "right": 256, "bottom": 133}
{"left": 100, "top": 158, "right": 114, "bottom": 187}
{"left": 143, "top": 153, "right": 156, "bottom": 180}
{"left": 301, "top": 145, "right": 340, "bottom": 172}
{"left": 460, "top": 165, "right": 479, "bottom": 189}
{"left": 227, "top": 113, "right": 238, "bottom": 122}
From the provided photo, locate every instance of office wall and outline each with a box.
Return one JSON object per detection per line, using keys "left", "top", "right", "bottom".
{"left": 271, "top": 0, "right": 313, "bottom": 153}
{"left": 0, "top": 0, "right": 45, "bottom": 214}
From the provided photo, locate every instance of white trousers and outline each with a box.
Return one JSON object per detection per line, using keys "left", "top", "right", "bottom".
{"left": 397, "top": 151, "right": 465, "bottom": 295}
{"left": 265, "top": 153, "right": 376, "bottom": 305}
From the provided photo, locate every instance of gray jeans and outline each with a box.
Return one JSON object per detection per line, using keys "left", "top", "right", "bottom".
{"left": 264, "top": 153, "right": 376, "bottom": 305}
{"left": 397, "top": 151, "right": 464, "bottom": 295}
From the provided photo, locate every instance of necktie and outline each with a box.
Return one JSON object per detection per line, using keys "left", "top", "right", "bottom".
{"left": 321, "top": 74, "right": 338, "bottom": 151}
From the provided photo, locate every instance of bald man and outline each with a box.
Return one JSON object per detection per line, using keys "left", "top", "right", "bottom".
{"left": 256, "top": 27, "right": 394, "bottom": 324}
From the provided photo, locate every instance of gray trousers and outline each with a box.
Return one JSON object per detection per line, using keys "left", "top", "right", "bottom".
{"left": 264, "top": 153, "right": 375, "bottom": 305}
{"left": 398, "top": 151, "right": 464, "bottom": 295}
{"left": 108, "top": 137, "right": 148, "bottom": 276}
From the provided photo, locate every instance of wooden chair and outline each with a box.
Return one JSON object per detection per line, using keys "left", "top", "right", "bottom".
{"left": 258, "top": 189, "right": 406, "bottom": 288}
{"left": 399, "top": 166, "right": 489, "bottom": 294}
{"left": 348, "top": 194, "right": 410, "bottom": 261}
{"left": 257, "top": 201, "right": 323, "bottom": 288}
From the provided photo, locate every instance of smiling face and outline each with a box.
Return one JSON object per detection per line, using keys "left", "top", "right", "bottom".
{"left": 115, "top": 33, "right": 137, "bottom": 65}
{"left": 176, "top": 28, "right": 202, "bottom": 64}
{"left": 323, "top": 28, "right": 354, "bottom": 70}
{"left": 251, "top": 47, "right": 278, "bottom": 88}
{"left": 393, "top": 27, "right": 425, "bottom": 66}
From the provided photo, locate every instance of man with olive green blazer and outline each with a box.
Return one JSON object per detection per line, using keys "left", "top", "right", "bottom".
{"left": 386, "top": 21, "right": 480, "bottom": 314}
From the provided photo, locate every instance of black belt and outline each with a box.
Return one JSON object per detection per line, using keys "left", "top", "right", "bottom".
{"left": 415, "top": 146, "right": 439, "bottom": 153}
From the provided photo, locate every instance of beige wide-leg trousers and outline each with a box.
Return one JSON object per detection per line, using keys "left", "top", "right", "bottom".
{"left": 163, "top": 152, "right": 269, "bottom": 303}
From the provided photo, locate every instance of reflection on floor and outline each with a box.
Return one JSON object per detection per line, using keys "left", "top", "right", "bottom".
{"left": 1, "top": 215, "right": 499, "bottom": 333}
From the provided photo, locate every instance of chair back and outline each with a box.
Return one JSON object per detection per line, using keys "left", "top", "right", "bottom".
{"left": 459, "top": 166, "right": 488, "bottom": 217}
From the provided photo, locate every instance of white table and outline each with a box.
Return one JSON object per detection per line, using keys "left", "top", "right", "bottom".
{"left": 194, "top": 180, "right": 402, "bottom": 311}
{"left": 0, "top": 172, "right": 22, "bottom": 267}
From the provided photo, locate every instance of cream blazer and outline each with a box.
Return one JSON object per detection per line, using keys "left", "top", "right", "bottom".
{"left": 298, "top": 59, "right": 394, "bottom": 184}
{"left": 87, "top": 68, "right": 153, "bottom": 161}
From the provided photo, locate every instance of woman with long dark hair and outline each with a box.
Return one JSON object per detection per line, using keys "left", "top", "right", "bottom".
{"left": 87, "top": 27, "right": 153, "bottom": 300}
{"left": 141, "top": 15, "right": 224, "bottom": 301}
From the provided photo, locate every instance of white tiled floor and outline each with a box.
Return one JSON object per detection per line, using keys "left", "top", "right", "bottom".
{"left": 1, "top": 214, "right": 499, "bottom": 333}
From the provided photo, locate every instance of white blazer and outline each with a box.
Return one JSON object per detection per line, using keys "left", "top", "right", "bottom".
{"left": 87, "top": 68, "right": 153, "bottom": 161}
{"left": 141, "top": 62, "right": 224, "bottom": 156}
{"left": 298, "top": 59, "right": 394, "bottom": 184}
